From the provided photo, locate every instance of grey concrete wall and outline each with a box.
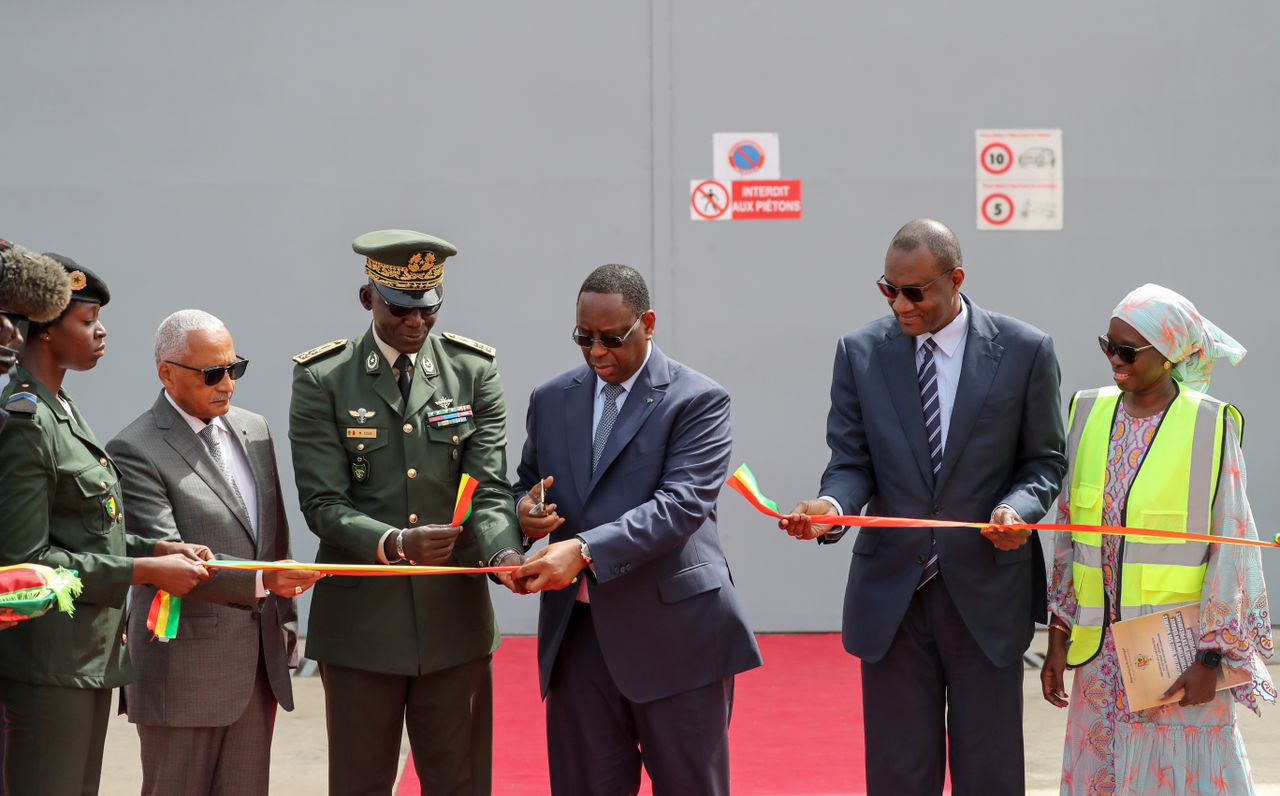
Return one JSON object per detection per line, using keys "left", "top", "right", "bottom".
{"left": 3, "top": 1, "right": 1276, "bottom": 633}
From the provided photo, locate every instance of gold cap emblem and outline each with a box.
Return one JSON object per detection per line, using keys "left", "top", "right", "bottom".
{"left": 68, "top": 270, "right": 88, "bottom": 291}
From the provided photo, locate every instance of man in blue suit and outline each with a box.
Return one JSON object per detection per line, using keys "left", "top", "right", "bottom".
{"left": 514, "top": 263, "right": 761, "bottom": 795}
{"left": 782, "top": 219, "right": 1067, "bottom": 795}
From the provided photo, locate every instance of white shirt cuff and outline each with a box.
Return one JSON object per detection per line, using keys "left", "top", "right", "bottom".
{"left": 376, "top": 528, "right": 398, "bottom": 564}
{"left": 254, "top": 570, "right": 268, "bottom": 599}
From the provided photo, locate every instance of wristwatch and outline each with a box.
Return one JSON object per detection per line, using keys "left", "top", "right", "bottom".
{"left": 1196, "top": 649, "right": 1224, "bottom": 668}
{"left": 578, "top": 538, "right": 593, "bottom": 567}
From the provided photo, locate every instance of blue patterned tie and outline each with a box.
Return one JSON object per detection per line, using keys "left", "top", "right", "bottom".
{"left": 592, "top": 383, "right": 624, "bottom": 473}
{"left": 918, "top": 338, "right": 942, "bottom": 588}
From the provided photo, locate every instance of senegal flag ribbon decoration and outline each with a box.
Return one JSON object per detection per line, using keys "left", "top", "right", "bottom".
{"left": 451, "top": 473, "right": 479, "bottom": 527}
{"left": 0, "top": 564, "right": 83, "bottom": 619}
{"left": 147, "top": 591, "right": 181, "bottom": 642}
{"left": 727, "top": 463, "right": 1280, "bottom": 551}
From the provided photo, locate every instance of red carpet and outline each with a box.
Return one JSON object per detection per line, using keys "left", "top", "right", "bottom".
{"left": 399, "top": 634, "right": 875, "bottom": 795}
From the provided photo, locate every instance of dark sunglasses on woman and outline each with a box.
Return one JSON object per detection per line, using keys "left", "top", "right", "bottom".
{"left": 165, "top": 356, "right": 250, "bottom": 386}
{"left": 1097, "top": 335, "right": 1155, "bottom": 365}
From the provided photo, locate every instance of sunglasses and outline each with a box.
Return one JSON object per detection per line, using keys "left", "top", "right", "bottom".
{"left": 166, "top": 357, "right": 250, "bottom": 386}
{"left": 875, "top": 269, "right": 956, "bottom": 303}
{"left": 383, "top": 298, "right": 441, "bottom": 319}
{"left": 1097, "top": 336, "right": 1155, "bottom": 365}
{"left": 571, "top": 315, "right": 644, "bottom": 349}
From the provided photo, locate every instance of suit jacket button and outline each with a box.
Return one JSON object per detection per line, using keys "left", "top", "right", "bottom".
{"left": 407, "top": 468, "right": 418, "bottom": 479}
{"left": 409, "top": 513, "right": 419, "bottom": 524}
{"left": 932, "top": 505, "right": 941, "bottom": 515}
{"left": 403, "top": 423, "right": 414, "bottom": 434}
{"left": 916, "top": 555, "right": 926, "bottom": 564}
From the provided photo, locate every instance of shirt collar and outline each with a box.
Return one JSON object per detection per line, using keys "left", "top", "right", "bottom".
{"left": 915, "top": 299, "right": 968, "bottom": 358}
{"left": 164, "top": 390, "right": 230, "bottom": 437}
{"left": 371, "top": 324, "right": 417, "bottom": 367}
{"left": 595, "top": 342, "right": 652, "bottom": 399}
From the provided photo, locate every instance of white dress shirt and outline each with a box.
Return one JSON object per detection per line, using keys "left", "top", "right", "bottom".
{"left": 164, "top": 391, "right": 266, "bottom": 597}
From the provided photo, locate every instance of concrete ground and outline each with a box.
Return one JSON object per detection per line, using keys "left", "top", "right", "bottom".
{"left": 96, "top": 633, "right": 1278, "bottom": 795}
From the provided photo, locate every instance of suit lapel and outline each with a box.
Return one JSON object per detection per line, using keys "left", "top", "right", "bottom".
{"left": 154, "top": 394, "right": 256, "bottom": 544}
{"left": 221, "top": 408, "right": 268, "bottom": 555}
{"left": 563, "top": 373, "right": 594, "bottom": 503}
{"left": 403, "top": 339, "right": 440, "bottom": 420}
{"left": 876, "top": 331, "right": 935, "bottom": 488}
{"left": 587, "top": 348, "right": 669, "bottom": 494}
{"left": 934, "top": 300, "right": 1003, "bottom": 494}
{"left": 358, "top": 332, "right": 406, "bottom": 417}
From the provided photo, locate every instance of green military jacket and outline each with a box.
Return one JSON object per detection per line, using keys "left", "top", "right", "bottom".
{"left": 0, "top": 368, "right": 154, "bottom": 688}
{"left": 289, "top": 328, "right": 520, "bottom": 676}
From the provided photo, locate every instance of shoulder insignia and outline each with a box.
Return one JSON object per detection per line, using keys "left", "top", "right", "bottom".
{"left": 442, "top": 333, "right": 496, "bottom": 358}
{"left": 3, "top": 391, "right": 38, "bottom": 415}
{"left": 292, "top": 339, "right": 348, "bottom": 365}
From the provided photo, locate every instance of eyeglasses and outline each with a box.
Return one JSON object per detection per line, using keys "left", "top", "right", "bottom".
{"left": 571, "top": 315, "right": 644, "bottom": 349}
{"left": 383, "top": 298, "right": 441, "bottom": 319}
{"left": 876, "top": 269, "right": 956, "bottom": 303}
{"left": 1097, "top": 336, "right": 1155, "bottom": 365}
{"left": 165, "top": 357, "right": 249, "bottom": 386}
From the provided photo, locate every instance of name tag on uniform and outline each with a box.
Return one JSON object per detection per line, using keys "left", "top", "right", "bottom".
{"left": 427, "top": 405, "right": 473, "bottom": 428}
{"left": 346, "top": 428, "right": 378, "bottom": 439}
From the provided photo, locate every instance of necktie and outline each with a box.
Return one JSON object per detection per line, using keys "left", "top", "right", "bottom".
{"left": 200, "top": 423, "right": 251, "bottom": 532}
{"left": 918, "top": 338, "right": 942, "bottom": 588}
{"left": 592, "top": 383, "right": 624, "bottom": 473}
{"left": 394, "top": 354, "right": 412, "bottom": 402}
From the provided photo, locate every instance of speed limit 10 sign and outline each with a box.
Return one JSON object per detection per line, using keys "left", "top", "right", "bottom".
{"left": 975, "top": 129, "right": 1063, "bottom": 231}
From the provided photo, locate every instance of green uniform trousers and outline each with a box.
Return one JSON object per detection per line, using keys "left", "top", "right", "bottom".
{"left": 0, "top": 677, "right": 112, "bottom": 796}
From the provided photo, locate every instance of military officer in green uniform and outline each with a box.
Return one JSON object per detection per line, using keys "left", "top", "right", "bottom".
{"left": 0, "top": 255, "right": 211, "bottom": 796}
{"left": 289, "top": 229, "right": 523, "bottom": 795}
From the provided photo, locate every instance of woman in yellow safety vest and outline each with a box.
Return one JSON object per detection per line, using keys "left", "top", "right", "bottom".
{"left": 1041, "top": 284, "right": 1274, "bottom": 796}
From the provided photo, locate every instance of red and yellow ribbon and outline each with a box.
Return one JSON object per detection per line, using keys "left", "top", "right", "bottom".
{"left": 727, "top": 464, "right": 1280, "bottom": 550}
{"left": 146, "top": 591, "right": 181, "bottom": 642}
{"left": 451, "top": 473, "right": 479, "bottom": 527}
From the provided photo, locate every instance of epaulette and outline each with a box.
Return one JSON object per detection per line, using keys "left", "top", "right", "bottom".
{"left": 292, "top": 339, "right": 348, "bottom": 365}
{"left": 3, "top": 391, "right": 38, "bottom": 415}
{"left": 442, "top": 332, "right": 496, "bottom": 358}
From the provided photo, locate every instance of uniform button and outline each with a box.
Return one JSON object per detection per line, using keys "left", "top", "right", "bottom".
{"left": 403, "top": 424, "right": 413, "bottom": 434}
{"left": 408, "top": 513, "right": 419, "bottom": 524}
{"left": 357, "top": 443, "right": 365, "bottom": 451}
{"left": 100, "top": 481, "right": 108, "bottom": 489}
{"left": 99, "top": 458, "right": 109, "bottom": 467}
{"left": 451, "top": 435, "right": 459, "bottom": 445}
{"left": 916, "top": 555, "right": 927, "bottom": 564}
{"left": 451, "top": 450, "right": 459, "bottom": 461}
{"left": 407, "top": 468, "right": 418, "bottom": 479}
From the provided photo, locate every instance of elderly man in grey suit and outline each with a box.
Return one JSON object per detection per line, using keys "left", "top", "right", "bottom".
{"left": 108, "top": 310, "right": 323, "bottom": 796}
{"left": 781, "top": 220, "right": 1067, "bottom": 796}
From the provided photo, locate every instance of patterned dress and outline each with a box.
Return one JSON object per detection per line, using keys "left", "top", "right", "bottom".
{"left": 1049, "top": 402, "right": 1275, "bottom": 796}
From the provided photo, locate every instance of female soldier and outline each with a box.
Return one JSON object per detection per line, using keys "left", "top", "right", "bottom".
{"left": 0, "top": 254, "right": 211, "bottom": 796}
{"left": 1041, "top": 284, "right": 1274, "bottom": 795}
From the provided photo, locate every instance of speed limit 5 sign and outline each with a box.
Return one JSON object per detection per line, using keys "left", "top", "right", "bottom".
{"left": 975, "top": 129, "right": 1063, "bottom": 231}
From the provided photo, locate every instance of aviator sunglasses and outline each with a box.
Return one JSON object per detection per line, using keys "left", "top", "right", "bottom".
{"left": 571, "top": 315, "right": 645, "bottom": 349}
{"left": 1097, "top": 335, "right": 1155, "bottom": 365}
{"left": 876, "top": 269, "right": 956, "bottom": 303}
{"left": 166, "top": 356, "right": 250, "bottom": 386}
{"left": 383, "top": 298, "right": 441, "bottom": 318}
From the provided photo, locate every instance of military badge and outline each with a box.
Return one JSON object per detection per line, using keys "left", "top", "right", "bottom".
{"left": 348, "top": 408, "right": 377, "bottom": 425}
{"left": 365, "top": 352, "right": 380, "bottom": 372}
{"left": 346, "top": 428, "right": 378, "bottom": 439}
{"left": 68, "top": 270, "right": 88, "bottom": 291}
{"left": 434, "top": 398, "right": 454, "bottom": 409}
{"left": 426, "top": 404, "right": 474, "bottom": 428}
{"left": 352, "top": 456, "right": 368, "bottom": 483}
{"left": 104, "top": 495, "right": 118, "bottom": 524}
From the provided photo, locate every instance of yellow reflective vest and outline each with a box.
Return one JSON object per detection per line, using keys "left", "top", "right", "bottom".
{"left": 1063, "top": 385, "right": 1242, "bottom": 667}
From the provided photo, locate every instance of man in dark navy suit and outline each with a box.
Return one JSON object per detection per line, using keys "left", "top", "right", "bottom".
{"left": 515, "top": 264, "right": 761, "bottom": 796}
{"left": 782, "top": 219, "right": 1067, "bottom": 796}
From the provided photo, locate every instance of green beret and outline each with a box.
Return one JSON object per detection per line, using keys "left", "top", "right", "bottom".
{"left": 354, "top": 229, "right": 458, "bottom": 309}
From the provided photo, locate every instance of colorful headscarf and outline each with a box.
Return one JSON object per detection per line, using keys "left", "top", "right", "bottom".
{"left": 1111, "top": 284, "right": 1245, "bottom": 392}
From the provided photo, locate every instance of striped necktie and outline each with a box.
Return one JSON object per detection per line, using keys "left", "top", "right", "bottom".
{"left": 592, "top": 383, "right": 624, "bottom": 473}
{"left": 918, "top": 338, "right": 941, "bottom": 588}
